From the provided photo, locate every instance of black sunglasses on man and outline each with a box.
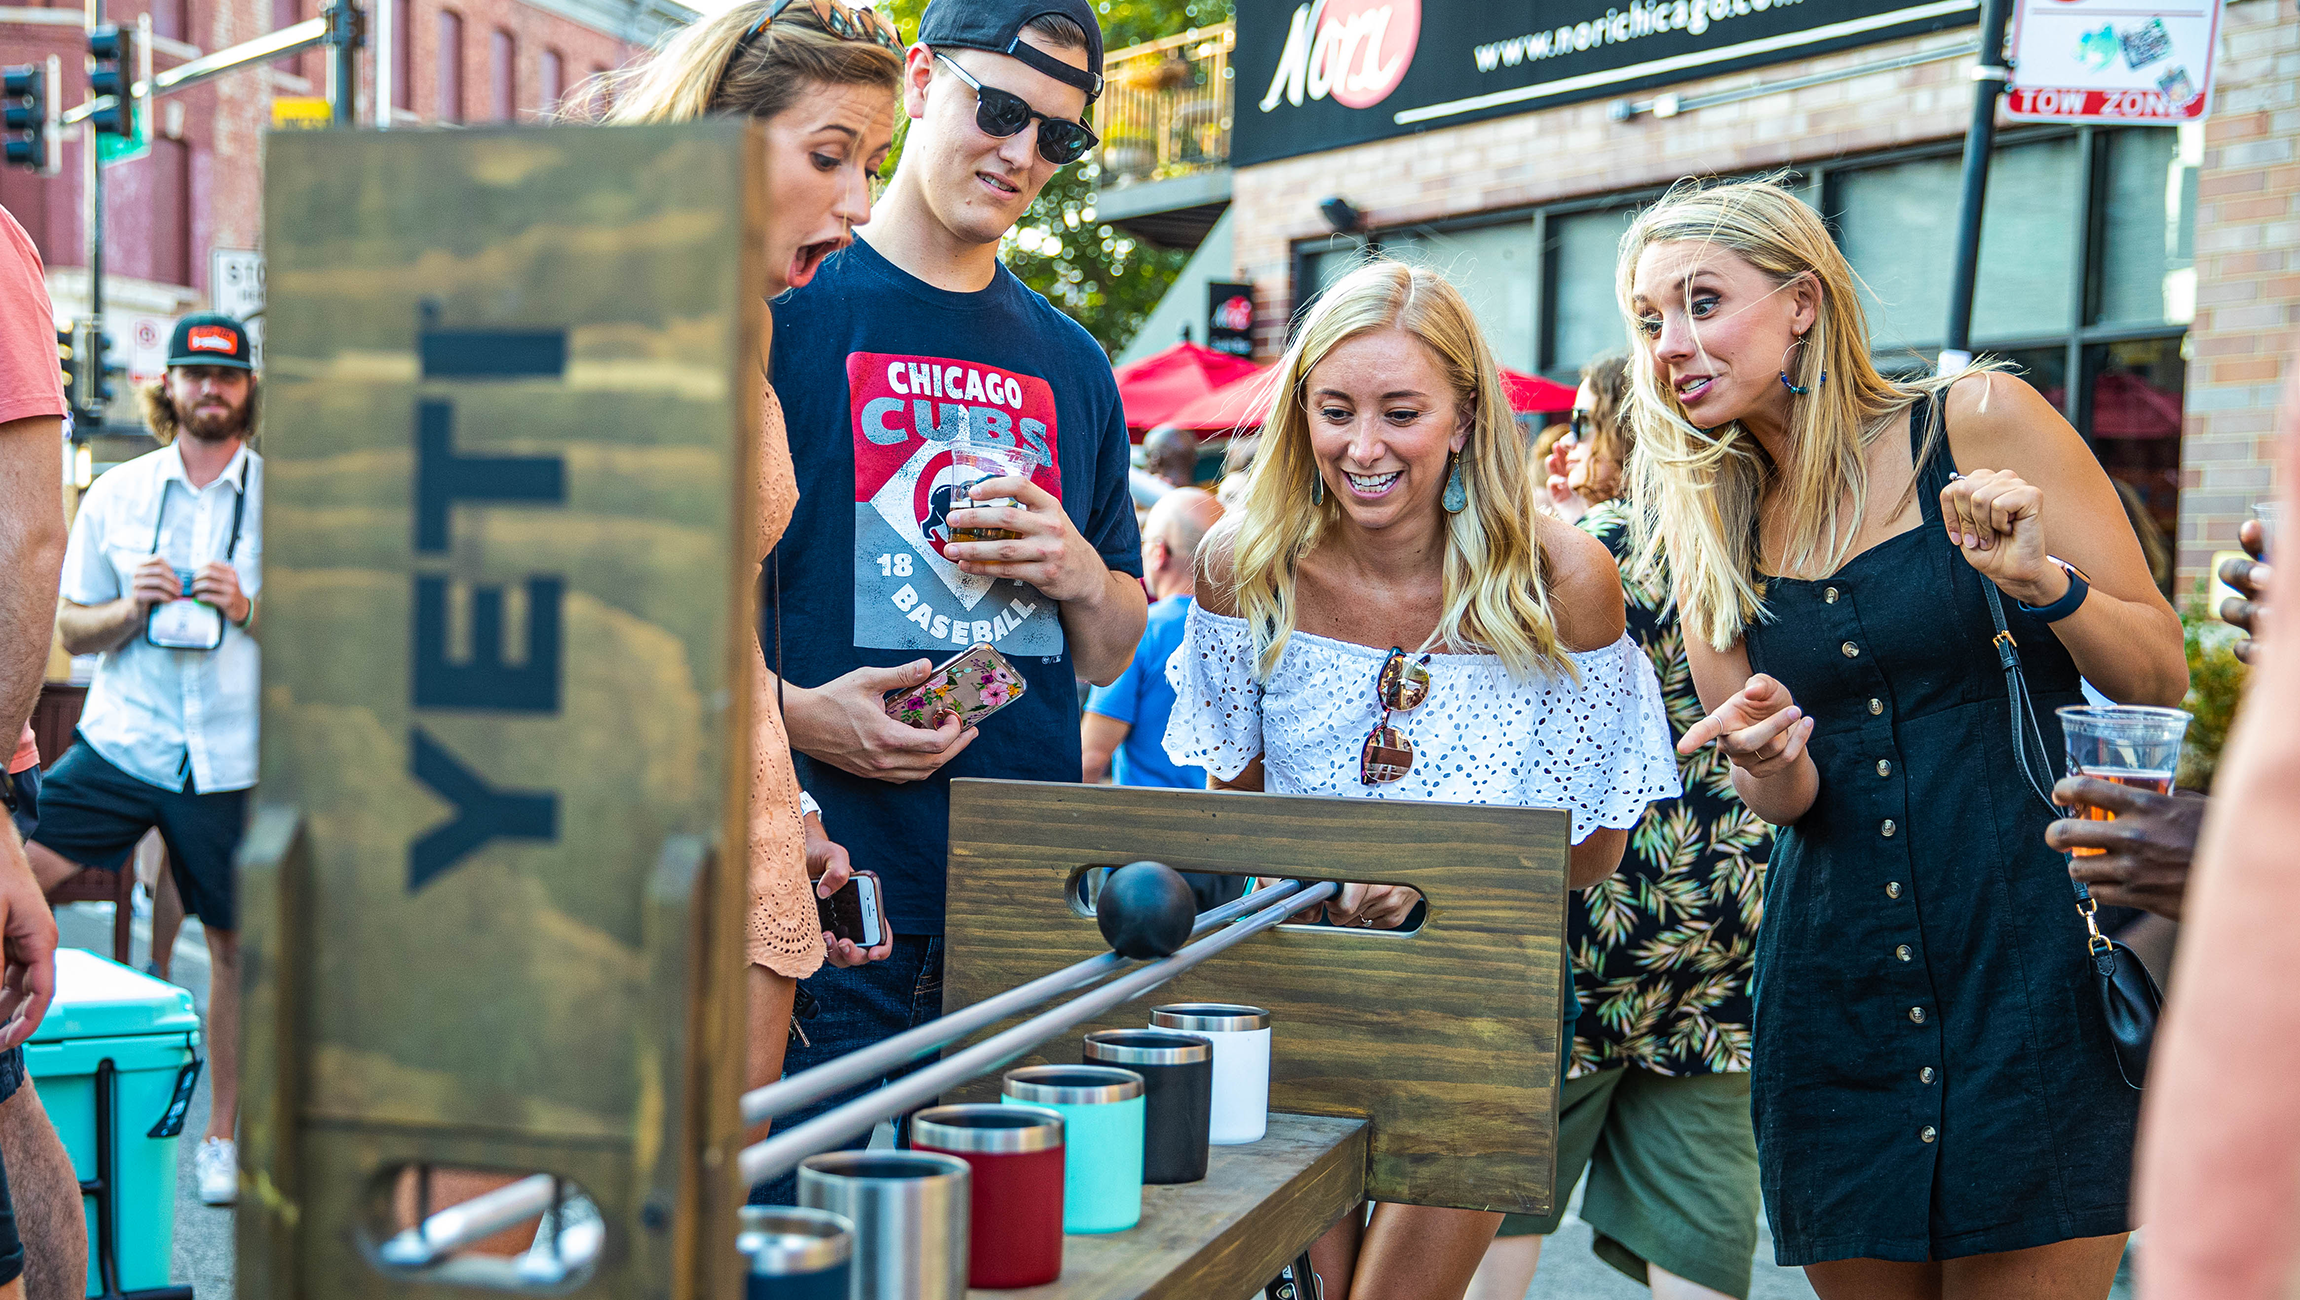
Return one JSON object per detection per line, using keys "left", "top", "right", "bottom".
{"left": 934, "top": 51, "right": 1099, "bottom": 166}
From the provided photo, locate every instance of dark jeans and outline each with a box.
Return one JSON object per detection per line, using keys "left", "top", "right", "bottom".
{"left": 749, "top": 934, "right": 945, "bottom": 1206}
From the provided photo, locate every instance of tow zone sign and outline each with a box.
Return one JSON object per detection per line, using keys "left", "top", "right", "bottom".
{"left": 2005, "top": 0, "right": 2221, "bottom": 123}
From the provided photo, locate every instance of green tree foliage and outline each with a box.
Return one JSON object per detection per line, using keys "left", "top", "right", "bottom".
{"left": 883, "top": 0, "right": 1227, "bottom": 355}
{"left": 2177, "top": 582, "right": 2250, "bottom": 791}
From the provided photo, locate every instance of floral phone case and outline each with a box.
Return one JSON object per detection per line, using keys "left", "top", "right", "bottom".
{"left": 883, "top": 642, "right": 1027, "bottom": 730}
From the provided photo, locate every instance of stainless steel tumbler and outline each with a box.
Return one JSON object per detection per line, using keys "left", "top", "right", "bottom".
{"left": 1083, "top": 1029, "right": 1213, "bottom": 1183}
{"left": 797, "top": 1150, "right": 971, "bottom": 1300}
{"left": 738, "top": 1205, "right": 854, "bottom": 1300}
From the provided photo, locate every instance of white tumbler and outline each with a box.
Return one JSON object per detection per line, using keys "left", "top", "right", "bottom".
{"left": 1150, "top": 1004, "right": 1270, "bottom": 1145}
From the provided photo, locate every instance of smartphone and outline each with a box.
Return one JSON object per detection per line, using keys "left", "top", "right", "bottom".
{"left": 817, "top": 871, "right": 887, "bottom": 949}
{"left": 883, "top": 642, "right": 1028, "bottom": 730}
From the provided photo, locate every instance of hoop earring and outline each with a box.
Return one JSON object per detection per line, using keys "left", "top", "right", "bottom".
{"left": 1312, "top": 468, "right": 1324, "bottom": 506}
{"left": 1779, "top": 336, "right": 1826, "bottom": 396}
{"left": 1442, "top": 454, "right": 1467, "bottom": 514}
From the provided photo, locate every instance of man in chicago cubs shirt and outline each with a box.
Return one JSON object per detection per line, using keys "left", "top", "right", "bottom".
{"left": 759, "top": 0, "right": 1145, "bottom": 1198}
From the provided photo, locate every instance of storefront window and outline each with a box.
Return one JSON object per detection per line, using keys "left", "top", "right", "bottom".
{"left": 2094, "top": 125, "right": 2200, "bottom": 330}
{"left": 2085, "top": 337, "right": 2186, "bottom": 586}
{"left": 1284, "top": 131, "right": 2191, "bottom": 574}
{"left": 1385, "top": 221, "right": 1540, "bottom": 372}
{"left": 1836, "top": 136, "right": 2082, "bottom": 354}
{"left": 1545, "top": 206, "right": 1638, "bottom": 377}
{"left": 1999, "top": 347, "right": 2071, "bottom": 407}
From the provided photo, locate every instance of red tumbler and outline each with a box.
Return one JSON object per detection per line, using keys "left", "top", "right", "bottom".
{"left": 910, "top": 1103, "right": 1066, "bottom": 1288}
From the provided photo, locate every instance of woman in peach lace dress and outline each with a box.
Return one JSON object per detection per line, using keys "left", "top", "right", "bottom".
{"left": 607, "top": 0, "right": 904, "bottom": 1130}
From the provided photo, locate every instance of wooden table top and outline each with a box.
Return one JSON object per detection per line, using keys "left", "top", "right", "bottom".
{"left": 973, "top": 1112, "right": 1367, "bottom": 1300}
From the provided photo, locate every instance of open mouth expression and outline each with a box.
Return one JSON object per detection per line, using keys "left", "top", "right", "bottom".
{"left": 788, "top": 232, "right": 849, "bottom": 290}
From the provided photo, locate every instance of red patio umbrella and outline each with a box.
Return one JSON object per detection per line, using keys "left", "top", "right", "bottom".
{"left": 1168, "top": 364, "right": 1282, "bottom": 433}
{"left": 1166, "top": 364, "right": 1576, "bottom": 434}
{"left": 1500, "top": 369, "right": 1578, "bottom": 414}
{"left": 1113, "top": 341, "right": 1264, "bottom": 435}
{"left": 2087, "top": 372, "right": 2184, "bottom": 439}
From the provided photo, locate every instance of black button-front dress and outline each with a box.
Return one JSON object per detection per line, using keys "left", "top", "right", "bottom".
{"left": 1741, "top": 400, "right": 2139, "bottom": 1265}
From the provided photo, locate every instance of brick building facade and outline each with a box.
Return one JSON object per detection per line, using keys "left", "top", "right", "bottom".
{"left": 1224, "top": 0, "right": 2298, "bottom": 590}
{"left": 1, "top": 0, "right": 689, "bottom": 344}
{"left": 2176, "top": 0, "right": 2299, "bottom": 582}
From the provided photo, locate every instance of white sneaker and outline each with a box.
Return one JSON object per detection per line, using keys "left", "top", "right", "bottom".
{"left": 194, "top": 1136, "right": 236, "bottom": 1206}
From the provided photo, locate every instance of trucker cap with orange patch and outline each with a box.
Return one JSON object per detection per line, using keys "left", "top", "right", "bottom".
{"left": 165, "top": 312, "right": 254, "bottom": 371}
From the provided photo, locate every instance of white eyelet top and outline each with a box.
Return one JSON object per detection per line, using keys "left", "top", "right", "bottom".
{"left": 1163, "top": 603, "right": 1682, "bottom": 843}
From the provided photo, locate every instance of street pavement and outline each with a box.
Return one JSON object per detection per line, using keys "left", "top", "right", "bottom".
{"left": 50, "top": 899, "right": 2138, "bottom": 1300}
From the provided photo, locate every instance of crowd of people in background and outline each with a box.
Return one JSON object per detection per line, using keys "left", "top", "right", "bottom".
{"left": 0, "top": 0, "right": 2295, "bottom": 1295}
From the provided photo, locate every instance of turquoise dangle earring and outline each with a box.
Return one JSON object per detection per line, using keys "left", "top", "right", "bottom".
{"left": 1442, "top": 454, "right": 1468, "bottom": 513}
{"left": 1312, "top": 466, "right": 1325, "bottom": 506}
{"left": 1779, "top": 335, "right": 1825, "bottom": 396}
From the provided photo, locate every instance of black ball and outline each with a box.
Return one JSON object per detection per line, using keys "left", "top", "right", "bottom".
{"left": 1095, "top": 861, "right": 1196, "bottom": 959}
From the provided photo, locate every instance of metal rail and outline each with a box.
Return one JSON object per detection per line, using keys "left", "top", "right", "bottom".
{"left": 737, "top": 880, "right": 1337, "bottom": 1185}
{"left": 379, "top": 880, "right": 1332, "bottom": 1268}
{"left": 375, "top": 1174, "right": 561, "bottom": 1270}
{"left": 1094, "top": 21, "right": 1234, "bottom": 189}
{"left": 740, "top": 877, "right": 1307, "bottom": 1125}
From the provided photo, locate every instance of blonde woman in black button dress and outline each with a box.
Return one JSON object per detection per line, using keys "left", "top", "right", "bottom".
{"left": 1615, "top": 178, "right": 2187, "bottom": 1299}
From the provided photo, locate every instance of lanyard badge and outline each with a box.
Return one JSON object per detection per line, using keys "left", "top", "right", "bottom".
{"left": 143, "top": 479, "right": 245, "bottom": 653}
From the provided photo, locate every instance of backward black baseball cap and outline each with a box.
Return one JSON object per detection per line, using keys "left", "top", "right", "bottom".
{"left": 166, "top": 312, "right": 255, "bottom": 371}
{"left": 918, "top": 0, "right": 1104, "bottom": 102}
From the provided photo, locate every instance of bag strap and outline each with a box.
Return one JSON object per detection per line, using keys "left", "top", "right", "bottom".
{"left": 1926, "top": 396, "right": 2117, "bottom": 953}
{"left": 1977, "top": 576, "right": 2062, "bottom": 816}
{"left": 1907, "top": 392, "right": 2058, "bottom": 815}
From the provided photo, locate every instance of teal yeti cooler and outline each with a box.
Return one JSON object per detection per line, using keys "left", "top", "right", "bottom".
{"left": 27, "top": 949, "right": 202, "bottom": 1298}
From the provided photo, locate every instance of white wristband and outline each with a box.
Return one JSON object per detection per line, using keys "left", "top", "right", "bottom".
{"left": 798, "top": 790, "right": 821, "bottom": 821}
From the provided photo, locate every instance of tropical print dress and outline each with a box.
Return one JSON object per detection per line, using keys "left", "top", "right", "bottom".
{"left": 1569, "top": 499, "right": 1772, "bottom": 1078}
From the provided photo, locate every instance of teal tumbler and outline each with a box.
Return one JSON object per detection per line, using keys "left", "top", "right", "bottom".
{"left": 1000, "top": 1065, "right": 1145, "bottom": 1234}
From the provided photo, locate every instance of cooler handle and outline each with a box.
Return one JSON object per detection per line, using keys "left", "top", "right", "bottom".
{"left": 146, "top": 1056, "right": 203, "bottom": 1140}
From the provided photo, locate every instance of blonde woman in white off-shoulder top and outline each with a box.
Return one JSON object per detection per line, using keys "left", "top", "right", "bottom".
{"left": 1164, "top": 260, "right": 1679, "bottom": 1300}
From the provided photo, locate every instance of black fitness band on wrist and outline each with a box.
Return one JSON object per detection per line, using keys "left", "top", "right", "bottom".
{"left": 2016, "top": 561, "right": 2090, "bottom": 622}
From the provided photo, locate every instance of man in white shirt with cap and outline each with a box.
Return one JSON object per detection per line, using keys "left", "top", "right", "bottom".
{"left": 25, "top": 312, "right": 261, "bottom": 1209}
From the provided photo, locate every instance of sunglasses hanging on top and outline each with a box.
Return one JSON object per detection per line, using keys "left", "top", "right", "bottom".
{"left": 1360, "top": 647, "right": 1433, "bottom": 786}
{"left": 743, "top": 0, "right": 902, "bottom": 51}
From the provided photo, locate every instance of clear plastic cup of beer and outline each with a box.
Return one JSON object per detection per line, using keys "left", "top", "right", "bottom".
{"left": 2055, "top": 705, "right": 2191, "bottom": 857}
{"left": 2252, "top": 501, "right": 2280, "bottom": 562}
{"left": 951, "top": 434, "right": 1033, "bottom": 543}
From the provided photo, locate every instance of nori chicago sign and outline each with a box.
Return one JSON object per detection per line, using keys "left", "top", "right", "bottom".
{"left": 1232, "top": 0, "right": 1979, "bottom": 166}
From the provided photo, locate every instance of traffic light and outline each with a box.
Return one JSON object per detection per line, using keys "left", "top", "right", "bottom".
{"left": 87, "top": 25, "right": 133, "bottom": 138}
{"left": 55, "top": 328, "right": 76, "bottom": 412}
{"left": 97, "top": 332, "right": 122, "bottom": 410}
{"left": 1, "top": 59, "right": 59, "bottom": 174}
{"left": 66, "top": 322, "right": 117, "bottom": 427}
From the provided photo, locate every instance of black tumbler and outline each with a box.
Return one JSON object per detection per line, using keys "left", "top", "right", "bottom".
{"left": 1082, "top": 1029, "right": 1213, "bottom": 1184}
